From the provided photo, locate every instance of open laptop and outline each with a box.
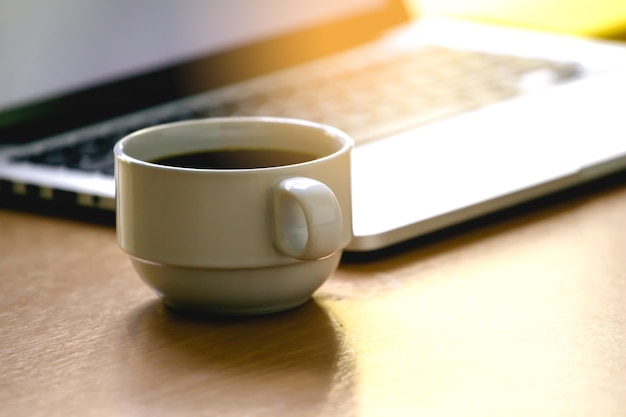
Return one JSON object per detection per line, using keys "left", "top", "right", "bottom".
{"left": 1, "top": 0, "right": 626, "bottom": 252}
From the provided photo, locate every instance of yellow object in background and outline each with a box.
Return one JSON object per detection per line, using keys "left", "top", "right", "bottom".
{"left": 406, "top": 0, "right": 626, "bottom": 38}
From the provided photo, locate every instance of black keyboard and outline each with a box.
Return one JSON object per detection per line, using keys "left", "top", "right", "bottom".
{"left": 11, "top": 46, "right": 581, "bottom": 175}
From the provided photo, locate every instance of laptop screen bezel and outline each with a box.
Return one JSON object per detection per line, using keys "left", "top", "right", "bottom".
{"left": 1, "top": 0, "right": 409, "bottom": 145}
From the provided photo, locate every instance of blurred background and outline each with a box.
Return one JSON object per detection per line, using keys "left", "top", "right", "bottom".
{"left": 407, "top": 0, "right": 626, "bottom": 39}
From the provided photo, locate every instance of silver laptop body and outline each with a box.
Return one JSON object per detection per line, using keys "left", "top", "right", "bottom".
{"left": 1, "top": 0, "right": 625, "bottom": 251}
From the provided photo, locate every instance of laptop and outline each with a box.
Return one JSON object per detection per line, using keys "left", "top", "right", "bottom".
{"left": 1, "top": 0, "right": 626, "bottom": 252}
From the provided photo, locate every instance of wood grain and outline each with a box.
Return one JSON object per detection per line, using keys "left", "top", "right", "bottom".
{"left": 2, "top": 178, "right": 626, "bottom": 416}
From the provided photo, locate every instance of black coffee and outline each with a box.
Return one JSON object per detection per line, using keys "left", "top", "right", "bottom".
{"left": 151, "top": 148, "right": 319, "bottom": 169}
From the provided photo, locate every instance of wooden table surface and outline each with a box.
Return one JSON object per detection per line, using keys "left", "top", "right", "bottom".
{"left": 2, "top": 174, "right": 626, "bottom": 417}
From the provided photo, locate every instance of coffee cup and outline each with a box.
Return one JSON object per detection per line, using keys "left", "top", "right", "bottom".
{"left": 114, "top": 117, "right": 353, "bottom": 315}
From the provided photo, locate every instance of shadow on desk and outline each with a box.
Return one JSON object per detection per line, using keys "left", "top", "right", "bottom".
{"left": 119, "top": 299, "right": 357, "bottom": 416}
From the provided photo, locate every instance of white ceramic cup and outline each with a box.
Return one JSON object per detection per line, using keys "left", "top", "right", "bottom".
{"left": 114, "top": 117, "right": 353, "bottom": 315}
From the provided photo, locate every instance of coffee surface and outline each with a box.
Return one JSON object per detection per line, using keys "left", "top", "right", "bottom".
{"left": 151, "top": 148, "right": 318, "bottom": 169}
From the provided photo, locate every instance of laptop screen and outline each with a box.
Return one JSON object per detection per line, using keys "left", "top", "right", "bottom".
{"left": 0, "top": 0, "right": 408, "bottom": 144}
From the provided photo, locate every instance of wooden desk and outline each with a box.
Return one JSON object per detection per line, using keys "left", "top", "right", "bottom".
{"left": 2, "top": 176, "right": 626, "bottom": 417}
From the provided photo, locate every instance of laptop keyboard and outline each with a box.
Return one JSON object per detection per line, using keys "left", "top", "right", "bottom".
{"left": 11, "top": 45, "right": 581, "bottom": 175}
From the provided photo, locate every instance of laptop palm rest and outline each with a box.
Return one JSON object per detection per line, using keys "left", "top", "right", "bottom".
{"left": 348, "top": 69, "right": 626, "bottom": 251}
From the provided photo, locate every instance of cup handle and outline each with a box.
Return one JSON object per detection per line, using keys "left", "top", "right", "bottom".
{"left": 273, "top": 177, "right": 343, "bottom": 260}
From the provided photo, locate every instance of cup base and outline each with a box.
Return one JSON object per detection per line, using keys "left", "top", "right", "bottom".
{"left": 129, "top": 252, "right": 342, "bottom": 315}
{"left": 163, "top": 295, "right": 312, "bottom": 316}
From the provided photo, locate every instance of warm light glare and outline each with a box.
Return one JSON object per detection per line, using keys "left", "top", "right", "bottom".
{"left": 407, "top": 0, "right": 626, "bottom": 36}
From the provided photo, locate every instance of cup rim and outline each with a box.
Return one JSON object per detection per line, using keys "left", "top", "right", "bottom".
{"left": 113, "top": 116, "right": 353, "bottom": 173}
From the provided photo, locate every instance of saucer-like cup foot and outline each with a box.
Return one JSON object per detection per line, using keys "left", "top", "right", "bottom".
{"left": 129, "top": 252, "right": 342, "bottom": 315}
